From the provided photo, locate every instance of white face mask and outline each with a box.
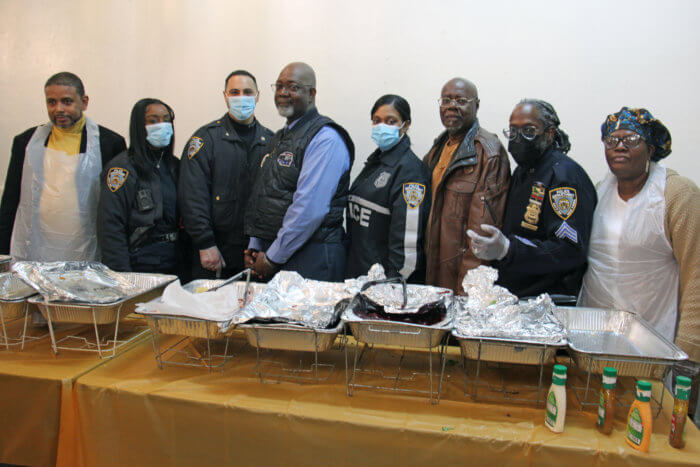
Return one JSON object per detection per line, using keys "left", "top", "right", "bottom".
{"left": 145, "top": 122, "right": 173, "bottom": 148}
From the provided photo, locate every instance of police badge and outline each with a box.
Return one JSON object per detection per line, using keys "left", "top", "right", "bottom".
{"left": 374, "top": 171, "right": 391, "bottom": 188}
{"left": 187, "top": 137, "right": 203, "bottom": 159}
{"left": 107, "top": 167, "right": 128, "bottom": 192}
{"left": 521, "top": 181, "right": 546, "bottom": 231}
{"left": 549, "top": 187, "right": 577, "bottom": 220}
{"left": 277, "top": 151, "right": 294, "bottom": 167}
{"left": 402, "top": 183, "right": 426, "bottom": 209}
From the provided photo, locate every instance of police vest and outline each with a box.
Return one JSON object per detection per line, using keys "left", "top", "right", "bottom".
{"left": 245, "top": 108, "right": 354, "bottom": 243}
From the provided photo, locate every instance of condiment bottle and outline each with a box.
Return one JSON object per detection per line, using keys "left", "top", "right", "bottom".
{"left": 669, "top": 375, "right": 691, "bottom": 449}
{"left": 545, "top": 364, "right": 567, "bottom": 432}
{"left": 597, "top": 367, "right": 617, "bottom": 435}
{"left": 626, "top": 380, "right": 653, "bottom": 452}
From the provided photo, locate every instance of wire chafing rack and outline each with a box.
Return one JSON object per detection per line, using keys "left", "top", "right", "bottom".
{"left": 29, "top": 272, "right": 176, "bottom": 358}
{"left": 142, "top": 270, "right": 258, "bottom": 372}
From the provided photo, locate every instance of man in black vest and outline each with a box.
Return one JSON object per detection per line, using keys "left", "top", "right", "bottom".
{"left": 244, "top": 62, "right": 354, "bottom": 281}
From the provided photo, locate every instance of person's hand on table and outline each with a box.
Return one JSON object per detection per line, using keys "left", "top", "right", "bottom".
{"left": 466, "top": 224, "right": 510, "bottom": 261}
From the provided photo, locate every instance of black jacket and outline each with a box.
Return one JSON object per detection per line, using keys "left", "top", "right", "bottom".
{"left": 345, "top": 136, "right": 431, "bottom": 281}
{"left": 245, "top": 107, "right": 354, "bottom": 244}
{"left": 178, "top": 114, "right": 273, "bottom": 262}
{"left": 0, "top": 123, "right": 126, "bottom": 254}
{"left": 495, "top": 146, "right": 597, "bottom": 297}
{"left": 97, "top": 150, "right": 184, "bottom": 274}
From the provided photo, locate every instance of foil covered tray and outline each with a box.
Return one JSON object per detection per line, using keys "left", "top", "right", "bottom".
{"left": 237, "top": 271, "right": 350, "bottom": 329}
{"left": 141, "top": 279, "right": 265, "bottom": 339}
{"left": 453, "top": 331, "right": 564, "bottom": 365}
{"left": 554, "top": 307, "right": 688, "bottom": 378}
{"left": 0, "top": 273, "right": 38, "bottom": 320}
{"left": 29, "top": 272, "right": 176, "bottom": 325}
{"left": 240, "top": 321, "right": 344, "bottom": 352}
{"left": 13, "top": 262, "right": 137, "bottom": 303}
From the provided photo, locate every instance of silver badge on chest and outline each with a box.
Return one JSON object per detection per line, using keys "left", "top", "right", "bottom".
{"left": 374, "top": 171, "right": 391, "bottom": 188}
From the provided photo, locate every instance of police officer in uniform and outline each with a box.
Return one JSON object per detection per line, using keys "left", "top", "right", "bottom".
{"left": 346, "top": 94, "right": 431, "bottom": 281}
{"left": 468, "top": 99, "right": 596, "bottom": 297}
{"left": 179, "top": 70, "right": 273, "bottom": 279}
{"left": 98, "top": 98, "right": 186, "bottom": 276}
{"left": 244, "top": 62, "right": 354, "bottom": 282}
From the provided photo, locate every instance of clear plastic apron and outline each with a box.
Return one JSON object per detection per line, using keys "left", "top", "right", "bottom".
{"left": 578, "top": 162, "right": 679, "bottom": 342}
{"left": 10, "top": 118, "right": 102, "bottom": 261}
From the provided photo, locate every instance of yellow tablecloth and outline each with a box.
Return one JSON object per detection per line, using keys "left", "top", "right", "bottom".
{"left": 0, "top": 319, "right": 148, "bottom": 466}
{"left": 67, "top": 334, "right": 700, "bottom": 466}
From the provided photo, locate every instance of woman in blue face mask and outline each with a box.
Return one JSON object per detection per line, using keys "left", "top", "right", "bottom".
{"left": 345, "top": 94, "right": 432, "bottom": 282}
{"left": 98, "top": 98, "right": 190, "bottom": 279}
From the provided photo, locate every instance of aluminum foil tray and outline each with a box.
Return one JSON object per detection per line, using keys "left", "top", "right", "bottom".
{"left": 0, "top": 255, "right": 11, "bottom": 273}
{"left": 453, "top": 331, "right": 564, "bottom": 365}
{"left": 344, "top": 307, "right": 451, "bottom": 349}
{"left": 29, "top": 273, "right": 176, "bottom": 325}
{"left": 141, "top": 280, "right": 265, "bottom": 339}
{"left": 554, "top": 307, "right": 688, "bottom": 379}
{"left": 0, "top": 273, "right": 37, "bottom": 320}
{"left": 240, "top": 321, "right": 343, "bottom": 352}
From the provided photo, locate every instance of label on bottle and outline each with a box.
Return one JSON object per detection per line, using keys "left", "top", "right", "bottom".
{"left": 670, "top": 412, "right": 677, "bottom": 437}
{"left": 627, "top": 407, "right": 643, "bottom": 446}
{"left": 545, "top": 391, "right": 558, "bottom": 428}
{"left": 597, "top": 393, "right": 605, "bottom": 426}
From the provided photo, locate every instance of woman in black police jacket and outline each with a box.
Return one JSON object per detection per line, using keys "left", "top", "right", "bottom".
{"left": 345, "top": 95, "right": 431, "bottom": 282}
{"left": 98, "top": 98, "right": 189, "bottom": 279}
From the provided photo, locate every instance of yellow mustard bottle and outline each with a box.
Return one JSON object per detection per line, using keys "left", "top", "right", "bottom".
{"left": 626, "top": 380, "right": 652, "bottom": 452}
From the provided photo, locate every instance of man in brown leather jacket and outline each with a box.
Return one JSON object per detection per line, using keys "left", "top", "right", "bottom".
{"left": 423, "top": 78, "right": 511, "bottom": 294}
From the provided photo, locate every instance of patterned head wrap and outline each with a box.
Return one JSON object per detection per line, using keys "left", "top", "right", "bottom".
{"left": 601, "top": 107, "right": 672, "bottom": 161}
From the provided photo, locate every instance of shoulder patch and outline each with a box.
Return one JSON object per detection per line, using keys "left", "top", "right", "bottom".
{"left": 549, "top": 187, "right": 577, "bottom": 220}
{"left": 402, "top": 183, "right": 426, "bottom": 209}
{"left": 107, "top": 167, "right": 128, "bottom": 192}
{"left": 187, "top": 136, "right": 204, "bottom": 159}
{"left": 277, "top": 151, "right": 294, "bottom": 167}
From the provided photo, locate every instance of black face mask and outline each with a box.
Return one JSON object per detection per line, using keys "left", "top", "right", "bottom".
{"left": 508, "top": 135, "right": 548, "bottom": 167}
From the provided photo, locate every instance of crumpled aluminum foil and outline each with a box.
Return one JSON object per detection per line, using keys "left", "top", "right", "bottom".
{"left": 0, "top": 272, "right": 36, "bottom": 300}
{"left": 12, "top": 261, "right": 134, "bottom": 303}
{"left": 344, "top": 263, "right": 387, "bottom": 295}
{"left": 455, "top": 266, "right": 566, "bottom": 343}
{"left": 360, "top": 282, "right": 453, "bottom": 314}
{"left": 237, "top": 271, "right": 351, "bottom": 329}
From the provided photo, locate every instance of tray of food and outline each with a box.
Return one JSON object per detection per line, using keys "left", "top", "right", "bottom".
{"left": 139, "top": 273, "right": 265, "bottom": 339}
{"left": 554, "top": 306, "right": 688, "bottom": 379}
{"left": 343, "top": 277, "right": 454, "bottom": 349}
{"left": 28, "top": 272, "right": 176, "bottom": 325}
{"left": 238, "top": 272, "right": 350, "bottom": 352}
{"left": 0, "top": 272, "right": 38, "bottom": 320}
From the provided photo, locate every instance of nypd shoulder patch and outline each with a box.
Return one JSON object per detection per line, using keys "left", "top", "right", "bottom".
{"left": 107, "top": 167, "right": 128, "bottom": 192}
{"left": 555, "top": 221, "right": 579, "bottom": 244}
{"left": 187, "top": 136, "right": 204, "bottom": 159}
{"left": 277, "top": 151, "right": 294, "bottom": 167}
{"left": 549, "top": 186, "right": 577, "bottom": 220}
{"left": 402, "top": 183, "right": 426, "bottom": 209}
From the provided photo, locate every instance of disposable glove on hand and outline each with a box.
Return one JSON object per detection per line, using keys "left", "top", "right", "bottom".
{"left": 466, "top": 224, "right": 510, "bottom": 261}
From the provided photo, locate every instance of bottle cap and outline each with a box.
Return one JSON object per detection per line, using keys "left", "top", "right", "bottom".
{"left": 553, "top": 364, "right": 567, "bottom": 375}
{"left": 602, "top": 367, "right": 617, "bottom": 388}
{"left": 552, "top": 364, "right": 567, "bottom": 385}
{"left": 676, "top": 375, "right": 691, "bottom": 401}
{"left": 636, "top": 380, "right": 652, "bottom": 402}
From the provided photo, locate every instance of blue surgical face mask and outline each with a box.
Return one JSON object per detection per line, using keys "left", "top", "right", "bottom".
{"left": 228, "top": 96, "right": 256, "bottom": 121}
{"left": 371, "top": 123, "right": 404, "bottom": 151}
{"left": 146, "top": 122, "right": 173, "bottom": 148}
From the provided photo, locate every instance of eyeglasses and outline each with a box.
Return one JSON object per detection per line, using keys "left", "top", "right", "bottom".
{"left": 603, "top": 133, "right": 643, "bottom": 149}
{"left": 271, "top": 83, "right": 311, "bottom": 93}
{"left": 438, "top": 97, "right": 476, "bottom": 107}
{"left": 503, "top": 125, "right": 542, "bottom": 141}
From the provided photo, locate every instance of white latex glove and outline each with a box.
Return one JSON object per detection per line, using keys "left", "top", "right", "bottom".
{"left": 200, "top": 246, "right": 226, "bottom": 273}
{"left": 466, "top": 224, "right": 510, "bottom": 261}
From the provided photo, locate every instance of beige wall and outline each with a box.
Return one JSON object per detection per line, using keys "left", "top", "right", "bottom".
{"left": 1, "top": 0, "right": 698, "bottom": 187}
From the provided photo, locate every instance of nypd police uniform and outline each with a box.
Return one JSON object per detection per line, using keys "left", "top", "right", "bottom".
{"left": 98, "top": 150, "right": 184, "bottom": 275}
{"left": 495, "top": 146, "right": 596, "bottom": 297}
{"left": 345, "top": 136, "right": 431, "bottom": 282}
{"left": 179, "top": 114, "right": 273, "bottom": 278}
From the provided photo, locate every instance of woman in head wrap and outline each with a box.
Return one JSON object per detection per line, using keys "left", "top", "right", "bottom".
{"left": 98, "top": 98, "right": 189, "bottom": 279}
{"left": 578, "top": 107, "right": 699, "bottom": 418}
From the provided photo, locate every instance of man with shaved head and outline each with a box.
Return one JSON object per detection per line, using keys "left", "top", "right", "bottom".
{"left": 244, "top": 62, "right": 354, "bottom": 281}
{"left": 423, "top": 78, "right": 511, "bottom": 294}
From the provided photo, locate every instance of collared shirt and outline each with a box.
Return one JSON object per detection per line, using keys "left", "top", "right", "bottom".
{"left": 248, "top": 117, "right": 351, "bottom": 263}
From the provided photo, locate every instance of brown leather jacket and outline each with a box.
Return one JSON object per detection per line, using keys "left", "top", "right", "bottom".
{"left": 423, "top": 123, "right": 511, "bottom": 294}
